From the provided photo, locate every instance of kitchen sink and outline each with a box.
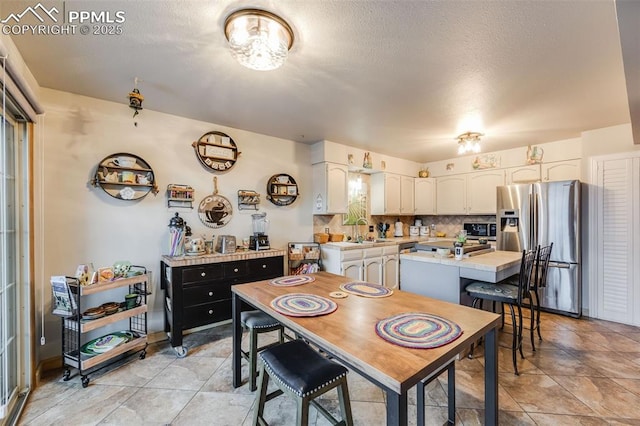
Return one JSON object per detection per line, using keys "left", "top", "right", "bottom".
{"left": 327, "top": 241, "right": 375, "bottom": 248}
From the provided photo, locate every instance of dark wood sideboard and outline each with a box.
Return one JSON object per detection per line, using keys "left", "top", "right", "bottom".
{"left": 160, "top": 249, "right": 285, "bottom": 357}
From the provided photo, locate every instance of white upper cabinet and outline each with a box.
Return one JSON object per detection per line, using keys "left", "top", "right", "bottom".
{"left": 371, "top": 173, "right": 402, "bottom": 215}
{"left": 436, "top": 175, "right": 466, "bottom": 215}
{"left": 542, "top": 159, "right": 581, "bottom": 182}
{"left": 506, "top": 165, "right": 541, "bottom": 184}
{"left": 312, "top": 162, "right": 348, "bottom": 214}
{"left": 436, "top": 170, "right": 504, "bottom": 215}
{"left": 414, "top": 178, "right": 436, "bottom": 215}
{"left": 400, "top": 175, "right": 415, "bottom": 215}
{"left": 466, "top": 170, "right": 505, "bottom": 214}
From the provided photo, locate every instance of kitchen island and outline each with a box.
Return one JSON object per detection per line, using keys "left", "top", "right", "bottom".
{"left": 400, "top": 250, "right": 521, "bottom": 304}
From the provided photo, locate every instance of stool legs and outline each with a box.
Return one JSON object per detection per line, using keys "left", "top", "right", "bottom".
{"left": 245, "top": 326, "right": 285, "bottom": 392}
{"left": 337, "top": 381, "right": 353, "bottom": 426}
{"left": 253, "top": 361, "right": 353, "bottom": 426}
{"left": 249, "top": 328, "right": 259, "bottom": 392}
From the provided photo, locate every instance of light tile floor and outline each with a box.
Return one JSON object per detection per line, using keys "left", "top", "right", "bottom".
{"left": 18, "top": 311, "right": 640, "bottom": 425}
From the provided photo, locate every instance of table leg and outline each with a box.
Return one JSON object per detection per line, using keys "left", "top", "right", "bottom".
{"left": 484, "top": 326, "right": 499, "bottom": 425}
{"left": 385, "top": 390, "right": 407, "bottom": 426}
{"left": 232, "top": 293, "right": 242, "bottom": 388}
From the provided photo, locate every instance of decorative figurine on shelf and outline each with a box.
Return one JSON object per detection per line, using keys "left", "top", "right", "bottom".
{"left": 363, "top": 152, "right": 372, "bottom": 169}
{"left": 526, "top": 145, "right": 544, "bottom": 165}
{"left": 128, "top": 77, "right": 144, "bottom": 126}
{"left": 418, "top": 168, "right": 430, "bottom": 178}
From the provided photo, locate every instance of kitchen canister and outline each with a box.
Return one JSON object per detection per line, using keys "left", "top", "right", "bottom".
{"left": 454, "top": 242, "right": 464, "bottom": 260}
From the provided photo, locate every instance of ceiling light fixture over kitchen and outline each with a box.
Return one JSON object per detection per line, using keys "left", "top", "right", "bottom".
{"left": 456, "top": 131, "right": 483, "bottom": 155}
{"left": 224, "top": 8, "right": 294, "bottom": 71}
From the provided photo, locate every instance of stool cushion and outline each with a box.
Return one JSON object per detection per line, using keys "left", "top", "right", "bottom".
{"left": 241, "top": 310, "right": 281, "bottom": 329}
{"left": 259, "top": 339, "right": 347, "bottom": 397}
{"left": 466, "top": 282, "right": 518, "bottom": 304}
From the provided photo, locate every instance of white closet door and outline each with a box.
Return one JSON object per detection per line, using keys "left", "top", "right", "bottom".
{"left": 593, "top": 156, "right": 639, "bottom": 324}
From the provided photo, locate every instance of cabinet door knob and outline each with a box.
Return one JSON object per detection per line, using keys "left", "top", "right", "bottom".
{"left": 262, "top": 264, "right": 266, "bottom": 269}
{"left": 201, "top": 272, "right": 206, "bottom": 277}
{"left": 208, "top": 291, "right": 214, "bottom": 297}
{"left": 233, "top": 268, "right": 238, "bottom": 272}
{"left": 208, "top": 309, "right": 214, "bottom": 315}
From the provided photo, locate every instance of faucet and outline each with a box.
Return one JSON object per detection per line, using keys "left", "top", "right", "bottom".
{"left": 352, "top": 217, "right": 368, "bottom": 243}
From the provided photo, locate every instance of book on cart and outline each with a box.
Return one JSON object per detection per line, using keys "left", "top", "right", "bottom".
{"left": 50, "top": 276, "right": 78, "bottom": 317}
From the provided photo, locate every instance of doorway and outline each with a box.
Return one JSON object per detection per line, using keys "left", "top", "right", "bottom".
{"left": 1, "top": 108, "right": 31, "bottom": 424}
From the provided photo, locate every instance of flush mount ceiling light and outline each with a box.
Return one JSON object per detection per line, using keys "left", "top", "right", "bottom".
{"left": 224, "top": 8, "right": 294, "bottom": 71}
{"left": 456, "top": 131, "right": 484, "bottom": 155}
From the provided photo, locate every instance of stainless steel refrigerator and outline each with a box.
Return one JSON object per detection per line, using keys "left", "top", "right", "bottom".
{"left": 497, "top": 180, "right": 581, "bottom": 317}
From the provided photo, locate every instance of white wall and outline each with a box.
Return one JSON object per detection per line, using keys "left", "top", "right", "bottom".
{"left": 38, "top": 88, "right": 313, "bottom": 360}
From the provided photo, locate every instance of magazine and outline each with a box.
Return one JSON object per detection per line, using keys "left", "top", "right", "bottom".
{"left": 51, "top": 276, "right": 78, "bottom": 317}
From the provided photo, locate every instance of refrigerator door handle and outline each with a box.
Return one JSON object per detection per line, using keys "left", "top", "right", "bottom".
{"left": 530, "top": 191, "right": 537, "bottom": 250}
{"left": 549, "top": 261, "right": 571, "bottom": 269}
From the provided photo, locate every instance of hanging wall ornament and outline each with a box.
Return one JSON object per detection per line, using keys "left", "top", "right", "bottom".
{"left": 128, "top": 77, "right": 144, "bottom": 126}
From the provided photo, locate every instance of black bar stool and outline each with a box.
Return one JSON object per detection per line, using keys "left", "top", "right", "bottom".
{"left": 240, "top": 310, "right": 284, "bottom": 391}
{"left": 252, "top": 339, "right": 353, "bottom": 426}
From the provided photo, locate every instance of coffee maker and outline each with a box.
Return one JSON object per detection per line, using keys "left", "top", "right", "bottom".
{"left": 249, "top": 212, "right": 270, "bottom": 250}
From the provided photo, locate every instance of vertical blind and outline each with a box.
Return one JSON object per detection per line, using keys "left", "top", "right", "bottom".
{"left": 0, "top": 33, "right": 42, "bottom": 422}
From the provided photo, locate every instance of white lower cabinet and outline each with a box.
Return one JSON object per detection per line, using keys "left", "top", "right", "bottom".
{"left": 342, "top": 259, "right": 363, "bottom": 280}
{"left": 363, "top": 253, "right": 383, "bottom": 284}
{"left": 322, "top": 245, "right": 398, "bottom": 287}
{"left": 382, "top": 246, "right": 399, "bottom": 289}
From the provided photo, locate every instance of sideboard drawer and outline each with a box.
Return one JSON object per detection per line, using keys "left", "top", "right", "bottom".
{"left": 183, "top": 300, "right": 232, "bottom": 329}
{"left": 183, "top": 283, "right": 231, "bottom": 307}
{"left": 223, "top": 261, "right": 250, "bottom": 280}
{"left": 182, "top": 264, "right": 224, "bottom": 284}
{"left": 248, "top": 256, "right": 283, "bottom": 277}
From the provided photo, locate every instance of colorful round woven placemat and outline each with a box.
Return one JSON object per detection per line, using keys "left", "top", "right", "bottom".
{"left": 340, "top": 281, "right": 393, "bottom": 298}
{"left": 270, "top": 293, "right": 337, "bottom": 317}
{"left": 375, "top": 313, "right": 463, "bottom": 349}
{"left": 269, "top": 275, "right": 316, "bottom": 287}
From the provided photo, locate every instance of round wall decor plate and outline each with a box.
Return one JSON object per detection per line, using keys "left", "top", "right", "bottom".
{"left": 375, "top": 313, "right": 463, "bottom": 349}
{"left": 192, "top": 131, "right": 239, "bottom": 172}
{"left": 198, "top": 177, "right": 233, "bottom": 228}
{"left": 271, "top": 293, "right": 337, "bottom": 317}
{"left": 340, "top": 281, "right": 393, "bottom": 298}
{"left": 269, "top": 275, "right": 315, "bottom": 287}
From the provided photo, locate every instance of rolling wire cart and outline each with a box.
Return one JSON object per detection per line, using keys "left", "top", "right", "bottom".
{"left": 287, "top": 242, "right": 321, "bottom": 275}
{"left": 61, "top": 267, "right": 150, "bottom": 388}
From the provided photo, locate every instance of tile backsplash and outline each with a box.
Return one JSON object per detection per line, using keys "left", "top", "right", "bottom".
{"left": 313, "top": 214, "right": 496, "bottom": 240}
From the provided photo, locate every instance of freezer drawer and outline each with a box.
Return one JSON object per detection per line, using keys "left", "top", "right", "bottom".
{"left": 539, "top": 262, "right": 581, "bottom": 317}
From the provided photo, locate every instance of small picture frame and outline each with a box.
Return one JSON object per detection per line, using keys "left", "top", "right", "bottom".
{"left": 279, "top": 186, "right": 288, "bottom": 195}
{"left": 287, "top": 186, "right": 297, "bottom": 196}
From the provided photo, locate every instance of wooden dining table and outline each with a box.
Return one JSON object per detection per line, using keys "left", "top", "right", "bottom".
{"left": 231, "top": 271, "right": 501, "bottom": 425}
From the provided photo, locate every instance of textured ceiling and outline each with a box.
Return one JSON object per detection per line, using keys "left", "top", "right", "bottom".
{"left": 5, "top": 0, "right": 635, "bottom": 162}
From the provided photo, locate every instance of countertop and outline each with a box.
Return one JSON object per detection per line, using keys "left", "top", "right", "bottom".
{"left": 161, "top": 248, "right": 286, "bottom": 267}
{"left": 400, "top": 250, "right": 522, "bottom": 272}
{"left": 322, "top": 237, "right": 456, "bottom": 251}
